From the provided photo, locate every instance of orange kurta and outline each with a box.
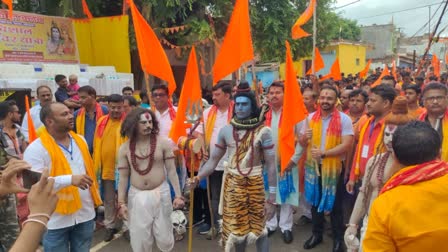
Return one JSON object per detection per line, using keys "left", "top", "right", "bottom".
{"left": 363, "top": 171, "right": 448, "bottom": 252}
{"left": 100, "top": 119, "right": 121, "bottom": 180}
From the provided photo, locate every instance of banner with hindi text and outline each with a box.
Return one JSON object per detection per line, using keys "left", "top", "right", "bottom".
{"left": 0, "top": 9, "right": 79, "bottom": 63}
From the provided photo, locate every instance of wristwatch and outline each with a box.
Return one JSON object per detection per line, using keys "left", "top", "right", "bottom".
{"left": 320, "top": 152, "right": 326, "bottom": 159}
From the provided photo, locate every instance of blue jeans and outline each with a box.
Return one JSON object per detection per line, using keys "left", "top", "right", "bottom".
{"left": 43, "top": 219, "right": 94, "bottom": 252}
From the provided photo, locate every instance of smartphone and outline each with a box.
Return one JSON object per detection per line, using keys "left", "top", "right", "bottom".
{"left": 22, "top": 169, "right": 42, "bottom": 190}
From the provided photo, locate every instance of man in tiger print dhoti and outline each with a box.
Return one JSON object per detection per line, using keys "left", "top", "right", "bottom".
{"left": 189, "top": 82, "right": 277, "bottom": 252}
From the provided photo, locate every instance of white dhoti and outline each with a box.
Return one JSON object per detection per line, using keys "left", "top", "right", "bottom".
{"left": 359, "top": 215, "right": 368, "bottom": 252}
{"left": 128, "top": 182, "right": 174, "bottom": 252}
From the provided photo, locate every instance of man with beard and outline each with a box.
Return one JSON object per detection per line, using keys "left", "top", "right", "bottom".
{"left": 117, "top": 108, "right": 184, "bottom": 252}
{"left": 74, "top": 86, "right": 108, "bottom": 155}
{"left": 347, "top": 85, "right": 396, "bottom": 194}
{"left": 418, "top": 83, "right": 448, "bottom": 162}
{"left": 93, "top": 94, "right": 126, "bottom": 241}
{"left": 403, "top": 84, "right": 425, "bottom": 119}
{"left": 302, "top": 86, "right": 354, "bottom": 252}
{"left": 22, "top": 85, "right": 53, "bottom": 142}
{"left": 0, "top": 101, "right": 28, "bottom": 251}
{"left": 24, "top": 102, "right": 102, "bottom": 251}
{"left": 194, "top": 81, "right": 234, "bottom": 235}
{"left": 189, "top": 82, "right": 277, "bottom": 252}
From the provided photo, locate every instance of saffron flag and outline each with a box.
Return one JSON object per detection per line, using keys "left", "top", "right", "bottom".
{"left": 280, "top": 41, "right": 308, "bottom": 175}
{"left": 359, "top": 59, "right": 371, "bottom": 79}
{"left": 432, "top": 54, "right": 440, "bottom": 78}
{"left": 306, "top": 47, "right": 324, "bottom": 75}
{"left": 371, "top": 64, "right": 389, "bottom": 87}
{"left": 212, "top": 0, "right": 254, "bottom": 85}
{"left": 292, "top": 0, "right": 316, "bottom": 40}
{"left": 169, "top": 46, "right": 203, "bottom": 143}
{"left": 128, "top": 0, "right": 176, "bottom": 95}
{"left": 321, "top": 58, "right": 342, "bottom": 81}
{"left": 391, "top": 60, "right": 398, "bottom": 82}
{"left": 81, "top": 0, "right": 93, "bottom": 19}
{"left": 1, "top": 0, "right": 12, "bottom": 19}
{"left": 25, "top": 96, "right": 37, "bottom": 143}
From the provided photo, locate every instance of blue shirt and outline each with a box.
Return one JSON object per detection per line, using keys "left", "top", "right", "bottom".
{"left": 55, "top": 87, "right": 70, "bottom": 103}
{"left": 74, "top": 105, "right": 109, "bottom": 154}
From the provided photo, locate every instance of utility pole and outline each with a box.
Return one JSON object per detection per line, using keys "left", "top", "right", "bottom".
{"left": 312, "top": 0, "right": 317, "bottom": 74}
{"left": 429, "top": 5, "right": 432, "bottom": 39}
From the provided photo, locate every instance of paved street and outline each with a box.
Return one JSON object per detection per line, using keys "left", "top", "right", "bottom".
{"left": 90, "top": 215, "right": 333, "bottom": 252}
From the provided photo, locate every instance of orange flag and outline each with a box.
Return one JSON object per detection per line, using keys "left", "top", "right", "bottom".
{"left": 306, "top": 47, "right": 324, "bottom": 75}
{"left": 128, "top": 0, "right": 176, "bottom": 95}
{"left": 292, "top": 0, "right": 316, "bottom": 39}
{"left": 279, "top": 41, "right": 308, "bottom": 175}
{"left": 359, "top": 59, "right": 371, "bottom": 79}
{"left": 371, "top": 64, "right": 389, "bottom": 87}
{"left": 445, "top": 52, "right": 448, "bottom": 65}
{"left": 25, "top": 96, "right": 37, "bottom": 143}
{"left": 1, "top": 0, "right": 13, "bottom": 19}
{"left": 321, "top": 58, "right": 342, "bottom": 81}
{"left": 391, "top": 60, "right": 398, "bottom": 82}
{"left": 169, "top": 46, "right": 203, "bottom": 143}
{"left": 432, "top": 54, "right": 440, "bottom": 78}
{"left": 212, "top": 0, "right": 254, "bottom": 84}
{"left": 81, "top": 0, "right": 93, "bottom": 19}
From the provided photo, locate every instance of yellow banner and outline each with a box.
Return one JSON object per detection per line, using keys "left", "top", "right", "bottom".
{"left": 0, "top": 10, "right": 79, "bottom": 63}
{"left": 0, "top": 90, "right": 15, "bottom": 102}
{"left": 73, "top": 16, "right": 131, "bottom": 73}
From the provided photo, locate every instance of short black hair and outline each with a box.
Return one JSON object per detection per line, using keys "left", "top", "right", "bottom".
{"left": 97, "top": 97, "right": 108, "bottom": 103}
{"left": 370, "top": 84, "right": 397, "bottom": 104}
{"left": 349, "top": 89, "right": 368, "bottom": 103}
{"left": 422, "top": 82, "right": 448, "bottom": 96}
{"left": 139, "top": 90, "right": 148, "bottom": 99}
{"left": 403, "top": 84, "right": 421, "bottom": 95}
{"left": 381, "top": 75, "right": 396, "bottom": 84}
{"left": 78, "top": 85, "right": 97, "bottom": 98}
{"left": 123, "top": 96, "right": 138, "bottom": 107}
{"left": 151, "top": 84, "right": 169, "bottom": 95}
{"left": 37, "top": 85, "right": 52, "bottom": 95}
{"left": 212, "top": 81, "right": 233, "bottom": 96}
{"left": 415, "top": 76, "right": 424, "bottom": 82}
{"left": 108, "top": 94, "right": 124, "bottom": 103}
{"left": 122, "top": 86, "right": 133, "bottom": 94}
{"left": 392, "top": 121, "right": 441, "bottom": 166}
{"left": 40, "top": 102, "right": 56, "bottom": 126}
{"left": 429, "top": 76, "right": 438, "bottom": 81}
{"left": 54, "top": 74, "right": 66, "bottom": 83}
{"left": 268, "top": 81, "right": 284, "bottom": 92}
{"left": 0, "top": 100, "right": 17, "bottom": 120}
{"left": 320, "top": 85, "right": 339, "bottom": 98}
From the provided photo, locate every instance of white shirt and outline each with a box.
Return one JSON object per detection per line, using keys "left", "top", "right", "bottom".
{"left": 21, "top": 104, "right": 44, "bottom": 142}
{"left": 23, "top": 135, "right": 95, "bottom": 230}
{"left": 197, "top": 106, "right": 230, "bottom": 171}
{"left": 155, "top": 107, "right": 177, "bottom": 148}
{"left": 270, "top": 109, "right": 282, "bottom": 156}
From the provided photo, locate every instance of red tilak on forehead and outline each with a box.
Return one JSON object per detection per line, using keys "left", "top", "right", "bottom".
{"left": 144, "top": 112, "right": 150, "bottom": 120}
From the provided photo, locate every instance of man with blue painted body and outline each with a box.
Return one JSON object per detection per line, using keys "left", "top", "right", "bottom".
{"left": 188, "top": 82, "right": 277, "bottom": 252}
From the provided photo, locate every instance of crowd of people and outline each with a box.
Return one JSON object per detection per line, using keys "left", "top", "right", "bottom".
{"left": 0, "top": 66, "right": 447, "bottom": 252}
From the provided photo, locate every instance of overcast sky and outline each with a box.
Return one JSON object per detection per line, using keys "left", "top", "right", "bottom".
{"left": 335, "top": 0, "right": 448, "bottom": 36}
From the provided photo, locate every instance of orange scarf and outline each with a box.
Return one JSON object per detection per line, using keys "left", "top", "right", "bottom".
{"left": 264, "top": 106, "right": 282, "bottom": 127}
{"left": 353, "top": 116, "right": 385, "bottom": 178}
{"left": 418, "top": 109, "right": 448, "bottom": 162}
{"left": 305, "top": 108, "right": 342, "bottom": 212}
{"left": 93, "top": 114, "right": 126, "bottom": 180}
{"left": 40, "top": 129, "right": 102, "bottom": 215}
{"left": 75, "top": 103, "right": 105, "bottom": 136}
{"left": 204, "top": 102, "right": 234, "bottom": 147}
{"left": 380, "top": 160, "right": 448, "bottom": 195}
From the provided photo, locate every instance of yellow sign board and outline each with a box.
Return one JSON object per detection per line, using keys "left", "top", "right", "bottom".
{"left": 0, "top": 9, "right": 79, "bottom": 63}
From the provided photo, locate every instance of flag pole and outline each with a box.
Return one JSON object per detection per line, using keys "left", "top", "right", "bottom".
{"left": 312, "top": 0, "right": 317, "bottom": 74}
